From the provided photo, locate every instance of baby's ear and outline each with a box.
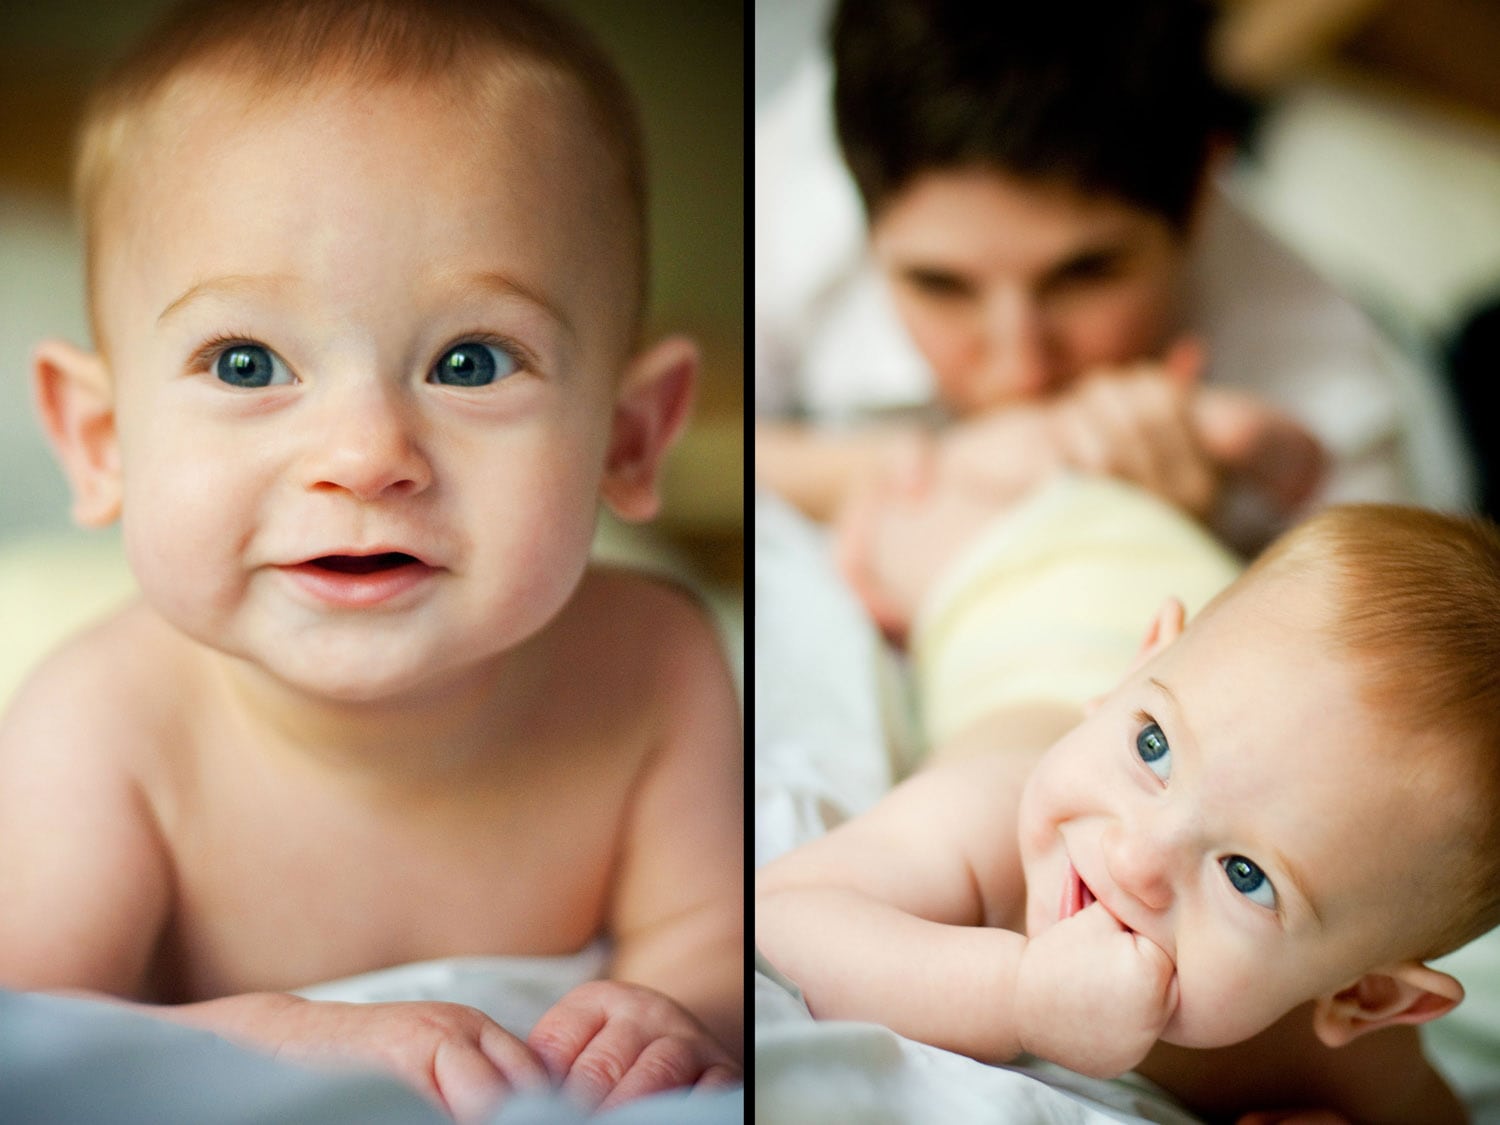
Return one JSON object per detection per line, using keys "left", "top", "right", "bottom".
{"left": 599, "top": 335, "right": 697, "bottom": 523}
{"left": 1087, "top": 598, "right": 1186, "bottom": 713}
{"left": 1311, "top": 963, "right": 1464, "bottom": 1048}
{"left": 32, "top": 338, "right": 122, "bottom": 527}
{"left": 1128, "top": 598, "right": 1186, "bottom": 673}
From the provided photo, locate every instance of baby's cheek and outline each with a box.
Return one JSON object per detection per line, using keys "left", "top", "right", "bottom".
{"left": 1161, "top": 946, "right": 1276, "bottom": 1049}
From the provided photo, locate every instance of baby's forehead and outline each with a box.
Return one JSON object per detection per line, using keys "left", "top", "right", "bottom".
{"left": 92, "top": 65, "right": 644, "bottom": 358}
{"left": 146, "top": 63, "right": 612, "bottom": 188}
{"left": 1308, "top": 739, "right": 1480, "bottom": 895}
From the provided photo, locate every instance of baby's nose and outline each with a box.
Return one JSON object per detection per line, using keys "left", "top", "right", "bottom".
{"left": 304, "top": 383, "right": 433, "bottom": 501}
{"left": 1101, "top": 821, "right": 1178, "bottom": 913}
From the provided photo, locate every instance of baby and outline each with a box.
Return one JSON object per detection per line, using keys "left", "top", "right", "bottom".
{"left": 0, "top": 0, "right": 741, "bottom": 1119}
{"left": 758, "top": 484, "right": 1500, "bottom": 1121}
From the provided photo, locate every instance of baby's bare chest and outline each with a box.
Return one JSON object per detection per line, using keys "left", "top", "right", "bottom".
{"left": 144, "top": 741, "right": 642, "bottom": 1002}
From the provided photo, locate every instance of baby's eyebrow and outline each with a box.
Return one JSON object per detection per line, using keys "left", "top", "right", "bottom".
{"left": 156, "top": 270, "right": 573, "bottom": 341}
{"left": 1269, "top": 844, "right": 1322, "bottom": 931}
{"left": 442, "top": 269, "right": 574, "bottom": 343}
{"left": 157, "top": 273, "right": 294, "bottom": 324}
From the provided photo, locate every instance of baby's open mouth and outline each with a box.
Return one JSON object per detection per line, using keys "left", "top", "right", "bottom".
{"left": 308, "top": 552, "right": 421, "bottom": 574}
{"left": 1062, "top": 862, "right": 1097, "bottom": 920}
{"left": 281, "top": 551, "right": 437, "bottom": 609}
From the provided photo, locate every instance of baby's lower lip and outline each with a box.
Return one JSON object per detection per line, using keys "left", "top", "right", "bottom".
{"left": 278, "top": 554, "right": 437, "bottom": 608}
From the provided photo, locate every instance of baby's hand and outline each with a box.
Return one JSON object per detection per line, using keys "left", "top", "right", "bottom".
{"left": 526, "top": 980, "right": 740, "bottom": 1111}
{"left": 1014, "top": 903, "right": 1177, "bottom": 1078}
{"left": 264, "top": 996, "right": 549, "bottom": 1122}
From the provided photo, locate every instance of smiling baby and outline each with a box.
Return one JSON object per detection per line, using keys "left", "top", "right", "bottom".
{"left": 0, "top": 1, "right": 741, "bottom": 1120}
{"left": 758, "top": 487, "right": 1500, "bottom": 1122}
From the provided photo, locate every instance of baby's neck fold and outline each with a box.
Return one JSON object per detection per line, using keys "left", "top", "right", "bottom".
{"left": 198, "top": 645, "right": 533, "bottom": 787}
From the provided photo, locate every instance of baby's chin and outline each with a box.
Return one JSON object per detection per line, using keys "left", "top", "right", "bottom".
{"left": 1156, "top": 997, "right": 1283, "bottom": 1052}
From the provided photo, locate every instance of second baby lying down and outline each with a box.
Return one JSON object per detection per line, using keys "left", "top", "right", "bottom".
{"left": 757, "top": 478, "right": 1500, "bottom": 1122}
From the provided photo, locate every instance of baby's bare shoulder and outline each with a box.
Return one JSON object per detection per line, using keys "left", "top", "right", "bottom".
{"left": 557, "top": 566, "right": 733, "bottom": 689}
{"left": 0, "top": 601, "right": 193, "bottom": 783}
{"left": 571, "top": 565, "right": 722, "bottom": 629}
{"left": 549, "top": 565, "right": 739, "bottom": 777}
{"left": 0, "top": 601, "right": 180, "bottom": 991}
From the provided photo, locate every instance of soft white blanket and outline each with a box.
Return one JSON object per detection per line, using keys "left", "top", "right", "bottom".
{"left": 0, "top": 947, "right": 744, "bottom": 1124}
{"left": 294, "top": 943, "right": 611, "bottom": 1040}
{"left": 752, "top": 489, "right": 1500, "bottom": 1124}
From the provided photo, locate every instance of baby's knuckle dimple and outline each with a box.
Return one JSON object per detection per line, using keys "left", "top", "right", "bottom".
{"left": 647, "top": 1035, "right": 701, "bottom": 1078}
{"left": 573, "top": 1047, "right": 630, "bottom": 1091}
{"left": 525, "top": 1023, "right": 569, "bottom": 1058}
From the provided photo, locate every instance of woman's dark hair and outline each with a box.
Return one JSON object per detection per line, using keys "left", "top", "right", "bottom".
{"left": 831, "top": 0, "right": 1245, "bottom": 225}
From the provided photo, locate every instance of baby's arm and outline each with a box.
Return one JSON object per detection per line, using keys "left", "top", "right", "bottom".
{"left": 527, "top": 585, "right": 742, "bottom": 1108}
{"left": 0, "top": 641, "right": 173, "bottom": 996}
{"left": 755, "top": 418, "right": 929, "bottom": 522}
{"left": 755, "top": 736, "right": 1177, "bottom": 1077}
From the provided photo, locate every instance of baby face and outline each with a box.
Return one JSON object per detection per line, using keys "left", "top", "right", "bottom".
{"left": 871, "top": 168, "right": 1188, "bottom": 414}
{"left": 1016, "top": 576, "right": 1473, "bottom": 1049}
{"left": 91, "top": 73, "right": 638, "bottom": 701}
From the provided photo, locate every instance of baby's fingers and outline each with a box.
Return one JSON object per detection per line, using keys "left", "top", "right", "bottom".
{"left": 432, "top": 1025, "right": 548, "bottom": 1123}
{"left": 428, "top": 1038, "right": 508, "bottom": 1123}
{"left": 594, "top": 1034, "right": 739, "bottom": 1112}
{"left": 479, "top": 1020, "right": 551, "bottom": 1092}
{"left": 527, "top": 998, "right": 607, "bottom": 1091}
{"left": 536, "top": 1013, "right": 651, "bottom": 1110}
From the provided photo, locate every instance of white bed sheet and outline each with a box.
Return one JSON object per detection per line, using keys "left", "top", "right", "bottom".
{"left": 0, "top": 945, "right": 746, "bottom": 1125}
{"left": 752, "top": 489, "right": 1500, "bottom": 1123}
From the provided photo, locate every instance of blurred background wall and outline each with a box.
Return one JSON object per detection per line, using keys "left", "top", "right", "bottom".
{"left": 0, "top": 0, "right": 744, "bottom": 585}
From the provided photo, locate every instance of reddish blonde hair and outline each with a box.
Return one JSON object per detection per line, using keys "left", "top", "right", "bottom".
{"left": 1245, "top": 504, "right": 1500, "bottom": 956}
{"left": 74, "top": 0, "right": 647, "bottom": 352}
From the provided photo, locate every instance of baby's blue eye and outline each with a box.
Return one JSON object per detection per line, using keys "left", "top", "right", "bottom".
{"left": 430, "top": 341, "right": 518, "bottom": 387}
{"left": 1136, "top": 721, "right": 1171, "bottom": 782}
{"left": 216, "top": 344, "right": 292, "bottom": 388}
{"left": 1223, "top": 855, "right": 1277, "bottom": 909}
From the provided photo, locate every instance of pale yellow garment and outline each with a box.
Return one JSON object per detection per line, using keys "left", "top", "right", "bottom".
{"left": 910, "top": 474, "right": 1244, "bottom": 748}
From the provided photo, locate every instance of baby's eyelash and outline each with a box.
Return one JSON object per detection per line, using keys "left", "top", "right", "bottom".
{"left": 441, "top": 331, "right": 537, "bottom": 373}
{"left": 186, "top": 332, "right": 541, "bottom": 378}
{"left": 187, "top": 332, "right": 261, "bottom": 371}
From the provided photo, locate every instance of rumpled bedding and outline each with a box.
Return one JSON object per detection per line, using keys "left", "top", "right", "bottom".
{"left": 753, "top": 489, "right": 1500, "bottom": 1123}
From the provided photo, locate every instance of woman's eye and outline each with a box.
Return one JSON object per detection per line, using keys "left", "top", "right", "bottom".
{"left": 1054, "top": 251, "right": 1126, "bottom": 287}
{"left": 1223, "top": 855, "right": 1277, "bottom": 910}
{"left": 902, "top": 268, "right": 974, "bottom": 301}
{"left": 1135, "top": 720, "right": 1172, "bottom": 782}
{"left": 215, "top": 344, "right": 292, "bottom": 388}
{"left": 430, "top": 341, "right": 519, "bottom": 387}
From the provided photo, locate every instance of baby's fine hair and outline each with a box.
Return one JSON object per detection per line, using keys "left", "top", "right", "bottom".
{"left": 829, "top": 0, "right": 1245, "bottom": 225}
{"left": 74, "top": 0, "right": 647, "bottom": 348}
{"left": 1248, "top": 504, "right": 1500, "bottom": 957}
